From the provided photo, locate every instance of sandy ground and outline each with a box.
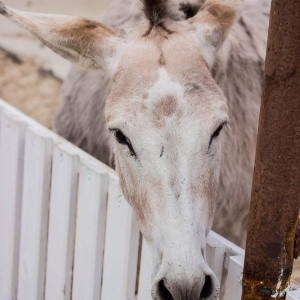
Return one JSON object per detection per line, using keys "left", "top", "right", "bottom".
{"left": 0, "top": 47, "right": 61, "bottom": 128}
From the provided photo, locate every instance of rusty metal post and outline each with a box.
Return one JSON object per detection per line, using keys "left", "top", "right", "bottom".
{"left": 241, "top": 0, "right": 300, "bottom": 299}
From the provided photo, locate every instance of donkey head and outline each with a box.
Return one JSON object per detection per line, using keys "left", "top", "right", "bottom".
{"left": 0, "top": 0, "right": 241, "bottom": 298}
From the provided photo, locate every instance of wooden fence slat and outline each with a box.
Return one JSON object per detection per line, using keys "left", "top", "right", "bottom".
{"left": 206, "top": 242, "right": 225, "bottom": 284}
{"left": 286, "top": 288, "right": 300, "bottom": 300}
{"left": 223, "top": 255, "right": 244, "bottom": 300}
{"left": 17, "top": 128, "right": 53, "bottom": 300}
{"left": 101, "top": 176, "right": 140, "bottom": 300}
{"left": 0, "top": 111, "right": 26, "bottom": 300}
{"left": 71, "top": 163, "right": 109, "bottom": 300}
{"left": 207, "top": 231, "right": 244, "bottom": 257}
{"left": 44, "top": 144, "right": 79, "bottom": 300}
{"left": 137, "top": 238, "right": 152, "bottom": 300}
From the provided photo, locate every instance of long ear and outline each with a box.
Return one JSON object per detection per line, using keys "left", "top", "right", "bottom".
{"left": 189, "top": 0, "right": 242, "bottom": 67}
{"left": 0, "top": 1, "right": 125, "bottom": 70}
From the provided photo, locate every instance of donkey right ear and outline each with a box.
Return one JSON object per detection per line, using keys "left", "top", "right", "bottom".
{"left": 0, "top": 2, "right": 125, "bottom": 70}
{"left": 188, "top": 0, "right": 242, "bottom": 68}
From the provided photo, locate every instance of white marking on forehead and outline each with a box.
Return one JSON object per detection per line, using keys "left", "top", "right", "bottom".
{"left": 148, "top": 68, "right": 185, "bottom": 102}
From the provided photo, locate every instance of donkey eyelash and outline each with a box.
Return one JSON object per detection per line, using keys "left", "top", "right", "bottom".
{"left": 208, "top": 121, "right": 228, "bottom": 148}
{"left": 110, "top": 128, "right": 137, "bottom": 157}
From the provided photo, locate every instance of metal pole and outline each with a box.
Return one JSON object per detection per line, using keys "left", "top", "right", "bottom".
{"left": 241, "top": 0, "right": 300, "bottom": 299}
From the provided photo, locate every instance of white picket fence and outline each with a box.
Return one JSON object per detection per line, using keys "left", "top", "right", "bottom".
{"left": 0, "top": 98, "right": 299, "bottom": 300}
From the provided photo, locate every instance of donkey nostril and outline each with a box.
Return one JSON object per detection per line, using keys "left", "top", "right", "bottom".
{"left": 153, "top": 271, "right": 219, "bottom": 300}
{"left": 158, "top": 279, "right": 174, "bottom": 300}
{"left": 200, "top": 275, "right": 213, "bottom": 299}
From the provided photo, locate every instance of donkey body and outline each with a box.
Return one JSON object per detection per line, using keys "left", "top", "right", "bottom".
{"left": 55, "top": 0, "right": 270, "bottom": 246}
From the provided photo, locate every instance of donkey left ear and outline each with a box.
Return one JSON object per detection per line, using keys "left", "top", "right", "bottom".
{"left": 189, "top": 0, "right": 242, "bottom": 67}
{"left": 0, "top": 2, "right": 125, "bottom": 70}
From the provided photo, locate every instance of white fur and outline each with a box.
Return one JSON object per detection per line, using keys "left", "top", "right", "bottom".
{"left": 148, "top": 68, "right": 185, "bottom": 101}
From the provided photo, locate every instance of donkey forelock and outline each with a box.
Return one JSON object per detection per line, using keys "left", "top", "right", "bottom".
{"left": 142, "top": 0, "right": 169, "bottom": 26}
{"left": 141, "top": 0, "right": 202, "bottom": 33}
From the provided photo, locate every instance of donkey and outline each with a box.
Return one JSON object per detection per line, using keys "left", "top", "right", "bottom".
{"left": 0, "top": 0, "right": 270, "bottom": 298}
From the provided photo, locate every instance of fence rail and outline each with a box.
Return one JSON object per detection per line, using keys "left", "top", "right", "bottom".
{"left": 0, "top": 99, "right": 299, "bottom": 300}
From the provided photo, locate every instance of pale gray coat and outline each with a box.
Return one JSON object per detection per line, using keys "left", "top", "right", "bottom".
{"left": 55, "top": 0, "right": 271, "bottom": 246}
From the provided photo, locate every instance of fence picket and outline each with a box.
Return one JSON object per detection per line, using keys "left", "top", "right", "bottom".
{"left": 206, "top": 242, "right": 225, "bottom": 284}
{"left": 71, "top": 163, "right": 109, "bottom": 300}
{"left": 286, "top": 288, "right": 300, "bottom": 300}
{"left": 45, "top": 144, "right": 80, "bottom": 300}
{"left": 223, "top": 255, "right": 244, "bottom": 300}
{"left": 0, "top": 111, "right": 26, "bottom": 300}
{"left": 137, "top": 239, "right": 153, "bottom": 300}
{"left": 207, "top": 231, "right": 244, "bottom": 257}
{"left": 17, "top": 128, "right": 53, "bottom": 300}
{"left": 101, "top": 176, "right": 140, "bottom": 300}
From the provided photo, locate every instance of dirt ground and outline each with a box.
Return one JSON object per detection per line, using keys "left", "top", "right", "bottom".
{"left": 0, "top": 47, "right": 61, "bottom": 129}
{"left": 0, "top": 46, "right": 299, "bottom": 287}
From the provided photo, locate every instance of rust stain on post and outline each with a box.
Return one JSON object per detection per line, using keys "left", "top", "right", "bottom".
{"left": 241, "top": 0, "right": 300, "bottom": 299}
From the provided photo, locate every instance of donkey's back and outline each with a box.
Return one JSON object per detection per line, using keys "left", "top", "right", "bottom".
{"left": 55, "top": 0, "right": 271, "bottom": 246}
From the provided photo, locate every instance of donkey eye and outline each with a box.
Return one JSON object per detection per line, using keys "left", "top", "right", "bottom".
{"left": 212, "top": 125, "right": 224, "bottom": 139}
{"left": 114, "top": 130, "right": 137, "bottom": 156}
{"left": 115, "top": 130, "right": 127, "bottom": 144}
{"left": 208, "top": 122, "right": 227, "bottom": 148}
